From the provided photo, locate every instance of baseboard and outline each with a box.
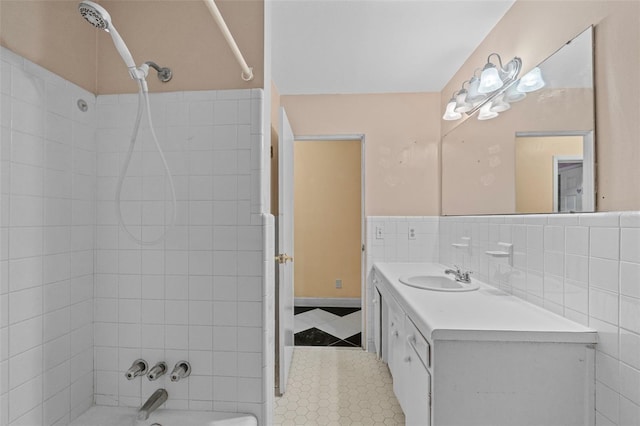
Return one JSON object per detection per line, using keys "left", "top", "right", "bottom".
{"left": 294, "top": 297, "right": 361, "bottom": 308}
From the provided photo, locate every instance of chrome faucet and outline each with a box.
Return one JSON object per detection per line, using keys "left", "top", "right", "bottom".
{"left": 137, "top": 388, "right": 168, "bottom": 421}
{"left": 445, "top": 266, "right": 472, "bottom": 283}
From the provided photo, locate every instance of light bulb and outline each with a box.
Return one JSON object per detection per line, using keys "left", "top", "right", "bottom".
{"left": 516, "top": 67, "right": 545, "bottom": 93}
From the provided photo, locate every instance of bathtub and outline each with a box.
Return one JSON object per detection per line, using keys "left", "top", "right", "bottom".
{"left": 70, "top": 406, "right": 258, "bottom": 426}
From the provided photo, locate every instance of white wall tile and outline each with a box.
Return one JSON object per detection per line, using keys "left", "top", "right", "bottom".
{"left": 590, "top": 227, "right": 620, "bottom": 260}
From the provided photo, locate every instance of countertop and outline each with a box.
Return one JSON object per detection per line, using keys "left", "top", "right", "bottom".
{"left": 373, "top": 262, "right": 597, "bottom": 344}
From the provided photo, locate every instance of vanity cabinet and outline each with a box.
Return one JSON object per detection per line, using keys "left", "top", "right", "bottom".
{"left": 373, "top": 263, "right": 597, "bottom": 426}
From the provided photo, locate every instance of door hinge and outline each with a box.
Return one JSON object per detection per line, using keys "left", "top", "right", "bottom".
{"left": 270, "top": 146, "right": 274, "bottom": 158}
{"left": 428, "top": 392, "right": 432, "bottom": 407}
{"left": 362, "top": 244, "right": 366, "bottom": 253}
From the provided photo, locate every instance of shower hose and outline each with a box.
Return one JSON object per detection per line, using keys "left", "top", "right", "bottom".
{"left": 115, "top": 79, "right": 177, "bottom": 245}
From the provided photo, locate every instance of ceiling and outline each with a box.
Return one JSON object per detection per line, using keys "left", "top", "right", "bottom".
{"left": 271, "top": 0, "right": 516, "bottom": 95}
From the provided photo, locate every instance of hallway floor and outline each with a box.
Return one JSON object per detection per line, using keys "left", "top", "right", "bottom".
{"left": 274, "top": 347, "right": 404, "bottom": 425}
{"left": 294, "top": 307, "right": 362, "bottom": 347}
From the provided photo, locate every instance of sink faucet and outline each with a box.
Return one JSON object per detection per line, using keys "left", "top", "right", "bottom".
{"left": 137, "top": 388, "right": 168, "bottom": 421}
{"left": 444, "top": 266, "right": 472, "bottom": 283}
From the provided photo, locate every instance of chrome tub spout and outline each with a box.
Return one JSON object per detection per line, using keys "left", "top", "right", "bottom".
{"left": 137, "top": 388, "right": 168, "bottom": 421}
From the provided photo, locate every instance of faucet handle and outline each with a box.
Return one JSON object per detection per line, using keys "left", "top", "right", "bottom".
{"left": 147, "top": 362, "right": 167, "bottom": 381}
{"left": 170, "top": 361, "right": 191, "bottom": 382}
{"left": 125, "top": 359, "right": 148, "bottom": 380}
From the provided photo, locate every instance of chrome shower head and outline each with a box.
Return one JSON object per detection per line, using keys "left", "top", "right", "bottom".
{"left": 78, "top": 0, "right": 137, "bottom": 71}
{"left": 78, "top": 1, "right": 110, "bottom": 30}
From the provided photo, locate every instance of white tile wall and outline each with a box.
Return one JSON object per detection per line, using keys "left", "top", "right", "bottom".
{"left": 439, "top": 212, "right": 640, "bottom": 425}
{"left": 364, "top": 216, "right": 439, "bottom": 351}
{"left": 1, "top": 46, "right": 96, "bottom": 425}
{"left": 93, "top": 88, "right": 266, "bottom": 423}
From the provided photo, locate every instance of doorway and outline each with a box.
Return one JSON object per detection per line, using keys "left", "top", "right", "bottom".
{"left": 292, "top": 138, "right": 364, "bottom": 348}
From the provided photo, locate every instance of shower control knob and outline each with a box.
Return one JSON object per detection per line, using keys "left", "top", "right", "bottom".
{"left": 170, "top": 361, "right": 192, "bottom": 382}
{"left": 147, "top": 362, "right": 167, "bottom": 381}
{"left": 125, "top": 359, "right": 148, "bottom": 380}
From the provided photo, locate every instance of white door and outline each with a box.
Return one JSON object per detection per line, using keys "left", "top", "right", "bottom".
{"left": 276, "top": 107, "right": 295, "bottom": 395}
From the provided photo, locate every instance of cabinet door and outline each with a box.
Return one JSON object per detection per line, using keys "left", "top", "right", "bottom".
{"left": 403, "top": 337, "right": 431, "bottom": 426}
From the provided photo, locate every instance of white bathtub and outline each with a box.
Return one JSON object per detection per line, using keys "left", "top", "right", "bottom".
{"left": 70, "top": 406, "right": 258, "bottom": 426}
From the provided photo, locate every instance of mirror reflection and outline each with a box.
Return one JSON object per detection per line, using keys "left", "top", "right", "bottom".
{"left": 442, "top": 27, "right": 594, "bottom": 216}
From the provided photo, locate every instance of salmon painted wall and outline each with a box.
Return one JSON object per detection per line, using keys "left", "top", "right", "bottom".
{"left": 441, "top": 0, "right": 640, "bottom": 212}
{"left": 280, "top": 93, "right": 441, "bottom": 216}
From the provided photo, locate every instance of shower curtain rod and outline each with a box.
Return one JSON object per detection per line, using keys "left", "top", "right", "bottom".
{"left": 202, "top": 0, "right": 254, "bottom": 81}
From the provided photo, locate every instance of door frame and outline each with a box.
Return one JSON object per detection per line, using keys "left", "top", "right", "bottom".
{"left": 552, "top": 155, "right": 584, "bottom": 212}
{"left": 294, "top": 134, "right": 366, "bottom": 349}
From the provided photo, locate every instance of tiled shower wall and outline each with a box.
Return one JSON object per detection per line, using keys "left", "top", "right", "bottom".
{"left": 0, "top": 47, "right": 96, "bottom": 425}
{"left": 93, "top": 89, "right": 267, "bottom": 422}
{"left": 365, "top": 216, "right": 439, "bottom": 351}
{"left": 439, "top": 213, "right": 640, "bottom": 425}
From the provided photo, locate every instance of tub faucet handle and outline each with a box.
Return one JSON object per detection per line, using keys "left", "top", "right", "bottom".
{"left": 125, "top": 359, "right": 148, "bottom": 380}
{"left": 170, "top": 361, "right": 191, "bottom": 382}
{"left": 147, "top": 362, "right": 167, "bottom": 381}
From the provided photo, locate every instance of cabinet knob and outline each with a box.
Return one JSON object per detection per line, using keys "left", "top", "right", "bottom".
{"left": 404, "top": 356, "right": 411, "bottom": 362}
{"left": 393, "top": 330, "right": 399, "bottom": 337}
{"left": 372, "top": 299, "right": 378, "bottom": 304}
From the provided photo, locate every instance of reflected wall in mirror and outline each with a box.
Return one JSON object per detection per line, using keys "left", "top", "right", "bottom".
{"left": 442, "top": 27, "right": 594, "bottom": 216}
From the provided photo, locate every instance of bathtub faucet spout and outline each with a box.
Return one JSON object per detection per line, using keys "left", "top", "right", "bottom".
{"left": 137, "top": 388, "right": 168, "bottom": 421}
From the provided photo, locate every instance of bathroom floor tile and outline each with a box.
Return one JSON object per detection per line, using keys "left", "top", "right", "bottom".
{"left": 274, "top": 347, "right": 404, "bottom": 425}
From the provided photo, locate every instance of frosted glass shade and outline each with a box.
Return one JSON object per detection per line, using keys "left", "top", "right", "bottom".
{"left": 490, "top": 94, "right": 511, "bottom": 113}
{"left": 466, "top": 76, "right": 484, "bottom": 103}
{"left": 504, "top": 83, "right": 527, "bottom": 102}
{"left": 478, "top": 64, "right": 503, "bottom": 94}
{"left": 517, "top": 67, "right": 545, "bottom": 93}
{"left": 478, "top": 102, "right": 498, "bottom": 120}
{"left": 454, "top": 90, "right": 472, "bottom": 113}
{"left": 442, "top": 100, "right": 462, "bottom": 121}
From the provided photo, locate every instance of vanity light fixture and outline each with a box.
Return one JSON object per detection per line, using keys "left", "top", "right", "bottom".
{"left": 442, "top": 52, "right": 546, "bottom": 122}
{"left": 442, "top": 92, "right": 463, "bottom": 121}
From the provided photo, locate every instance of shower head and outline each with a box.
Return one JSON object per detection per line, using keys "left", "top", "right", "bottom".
{"left": 78, "top": 0, "right": 137, "bottom": 71}
{"left": 78, "top": 0, "right": 110, "bottom": 30}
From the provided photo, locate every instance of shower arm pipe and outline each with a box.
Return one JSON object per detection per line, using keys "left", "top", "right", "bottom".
{"left": 202, "top": 0, "right": 254, "bottom": 81}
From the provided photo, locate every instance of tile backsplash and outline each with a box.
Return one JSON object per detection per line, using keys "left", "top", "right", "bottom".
{"left": 365, "top": 216, "right": 439, "bottom": 352}
{"left": 439, "top": 213, "right": 640, "bottom": 425}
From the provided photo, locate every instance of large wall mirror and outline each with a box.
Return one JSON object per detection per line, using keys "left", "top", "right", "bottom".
{"left": 442, "top": 27, "right": 594, "bottom": 215}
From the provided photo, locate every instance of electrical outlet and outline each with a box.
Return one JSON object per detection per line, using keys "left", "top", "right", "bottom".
{"left": 375, "top": 225, "right": 384, "bottom": 239}
{"left": 335, "top": 279, "right": 342, "bottom": 289}
{"left": 408, "top": 227, "right": 416, "bottom": 240}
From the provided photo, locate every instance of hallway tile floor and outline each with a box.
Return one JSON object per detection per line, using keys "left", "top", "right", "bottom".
{"left": 294, "top": 307, "right": 362, "bottom": 347}
{"left": 274, "top": 347, "right": 404, "bottom": 425}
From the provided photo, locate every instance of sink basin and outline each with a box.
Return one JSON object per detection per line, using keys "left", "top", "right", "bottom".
{"left": 398, "top": 275, "right": 480, "bottom": 292}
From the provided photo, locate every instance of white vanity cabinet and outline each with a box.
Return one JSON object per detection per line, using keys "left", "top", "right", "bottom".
{"left": 373, "top": 263, "right": 597, "bottom": 426}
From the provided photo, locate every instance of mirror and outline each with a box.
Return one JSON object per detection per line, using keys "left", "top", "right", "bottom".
{"left": 442, "top": 27, "right": 594, "bottom": 215}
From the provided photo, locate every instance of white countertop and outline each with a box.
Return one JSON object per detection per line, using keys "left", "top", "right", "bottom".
{"left": 373, "top": 262, "right": 597, "bottom": 344}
